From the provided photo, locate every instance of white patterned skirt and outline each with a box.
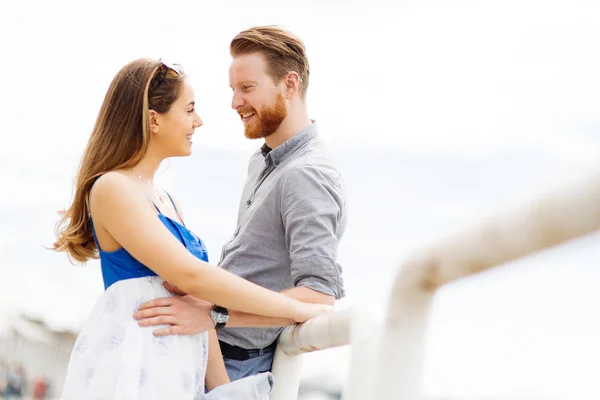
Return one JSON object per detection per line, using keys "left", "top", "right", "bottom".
{"left": 61, "top": 276, "right": 273, "bottom": 400}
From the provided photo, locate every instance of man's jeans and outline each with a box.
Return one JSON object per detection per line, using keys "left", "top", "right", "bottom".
{"left": 223, "top": 347, "right": 276, "bottom": 382}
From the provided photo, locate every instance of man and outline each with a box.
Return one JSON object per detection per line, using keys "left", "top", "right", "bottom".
{"left": 135, "top": 25, "right": 347, "bottom": 381}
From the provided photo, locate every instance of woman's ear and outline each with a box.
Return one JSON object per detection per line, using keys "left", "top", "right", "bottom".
{"left": 148, "top": 110, "right": 159, "bottom": 134}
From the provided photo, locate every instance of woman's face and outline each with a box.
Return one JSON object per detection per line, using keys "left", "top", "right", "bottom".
{"left": 151, "top": 80, "right": 203, "bottom": 158}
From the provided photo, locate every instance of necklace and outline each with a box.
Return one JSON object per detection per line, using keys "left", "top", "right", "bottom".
{"left": 132, "top": 169, "right": 165, "bottom": 203}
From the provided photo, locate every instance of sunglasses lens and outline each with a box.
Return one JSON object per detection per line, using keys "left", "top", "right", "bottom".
{"left": 160, "top": 59, "right": 183, "bottom": 75}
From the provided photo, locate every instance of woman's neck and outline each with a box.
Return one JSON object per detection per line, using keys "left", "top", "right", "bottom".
{"left": 132, "top": 155, "right": 163, "bottom": 184}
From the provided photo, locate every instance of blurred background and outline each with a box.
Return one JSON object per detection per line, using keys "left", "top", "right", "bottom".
{"left": 1, "top": 0, "right": 599, "bottom": 399}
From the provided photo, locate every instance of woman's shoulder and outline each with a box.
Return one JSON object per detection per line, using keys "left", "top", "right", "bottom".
{"left": 93, "top": 170, "right": 134, "bottom": 191}
{"left": 90, "top": 170, "right": 140, "bottom": 207}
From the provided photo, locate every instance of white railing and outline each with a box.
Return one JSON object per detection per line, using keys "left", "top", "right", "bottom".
{"left": 272, "top": 170, "right": 600, "bottom": 400}
{"left": 270, "top": 308, "right": 354, "bottom": 399}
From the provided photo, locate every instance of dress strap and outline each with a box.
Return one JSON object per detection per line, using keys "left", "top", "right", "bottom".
{"left": 87, "top": 191, "right": 103, "bottom": 252}
{"left": 140, "top": 191, "right": 161, "bottom": 214}
{"left": 89, "top": 216, "right": 103, "bottom": 251}
{"left": 164, "top": 191, "right": 185, "bottom": 226}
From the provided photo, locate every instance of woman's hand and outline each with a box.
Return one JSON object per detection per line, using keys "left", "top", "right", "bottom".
{"left": 293, "top": 302, "right": 333, "bottom": 323}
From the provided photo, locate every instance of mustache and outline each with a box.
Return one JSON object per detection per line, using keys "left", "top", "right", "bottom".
{"left": 238, "top": 108, "right": 256, "bottom": 115}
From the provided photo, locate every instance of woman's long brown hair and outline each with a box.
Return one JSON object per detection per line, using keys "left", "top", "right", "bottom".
{"left": 52, "top": 58, "right": 185, "bottom": 263}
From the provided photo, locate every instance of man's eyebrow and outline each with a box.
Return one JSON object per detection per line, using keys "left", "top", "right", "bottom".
{"left": 186, "top": 101, "right": 195, "bottom": 106}
{"left": 231, "top": 81, "right": 259, "bottom": 88}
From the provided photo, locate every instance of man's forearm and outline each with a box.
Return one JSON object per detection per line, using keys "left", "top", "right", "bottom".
{"left": 225, "top": 287, "right": 335, "bottom": 328}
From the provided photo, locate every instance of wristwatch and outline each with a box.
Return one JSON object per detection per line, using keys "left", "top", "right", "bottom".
{"left": 210, "top": 305, "right": 229, "bottom": 330}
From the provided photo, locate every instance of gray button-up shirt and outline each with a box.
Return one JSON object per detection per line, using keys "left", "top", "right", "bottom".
{"left": 217, "top": 122, "right": 347, "bottom": 349}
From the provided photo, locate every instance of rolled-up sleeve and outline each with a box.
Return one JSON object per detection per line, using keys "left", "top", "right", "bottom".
{"left": 280, "top": 165, "right": 346, "bottom": 299}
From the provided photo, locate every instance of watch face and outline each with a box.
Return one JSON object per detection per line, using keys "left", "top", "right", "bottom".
{"left": 212, "top": 310, "right": 228, "bottom": 323}
{"left": 216, "top": 314, "right": 228, "bottom": 323}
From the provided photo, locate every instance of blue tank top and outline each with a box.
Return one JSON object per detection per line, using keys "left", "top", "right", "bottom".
{"left": 90, "top": 194, "right": 209, "bottom": 290}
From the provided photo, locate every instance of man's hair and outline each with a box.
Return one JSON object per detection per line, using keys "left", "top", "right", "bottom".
{"left": 230, "top": 25, "right": 310, "bottom": 99}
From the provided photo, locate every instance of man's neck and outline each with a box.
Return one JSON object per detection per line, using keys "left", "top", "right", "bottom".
{"left": 264, "top": 108, "right": 311, "bottom": 149}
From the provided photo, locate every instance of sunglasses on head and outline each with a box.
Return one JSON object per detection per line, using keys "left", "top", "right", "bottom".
{"left": 150, "top": 59, "right": 183, "bottom": 92}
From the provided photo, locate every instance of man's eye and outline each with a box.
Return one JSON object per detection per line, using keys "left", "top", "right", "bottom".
{"left": 242, "top": 86, "right": 253, "bottom": 92}
{"left": 188, "top": 108, "right": 195, "bottom": 113}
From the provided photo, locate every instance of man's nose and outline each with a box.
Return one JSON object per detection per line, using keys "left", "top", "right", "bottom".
{"left": 231, "top": 92, "right": 244, "bottom": 110}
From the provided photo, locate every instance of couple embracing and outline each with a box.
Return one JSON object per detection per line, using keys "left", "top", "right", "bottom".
{"left": 54, "top": 25, "right": 347, "bottom": 400}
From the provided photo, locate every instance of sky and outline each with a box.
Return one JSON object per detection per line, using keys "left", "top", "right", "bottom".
{"left": 1, "top": 0, "right": 600, "bottom": 399}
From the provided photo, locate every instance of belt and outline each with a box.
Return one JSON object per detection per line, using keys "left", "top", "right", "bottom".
{"left": 218, "top": 340, "right": 276, "bottom": 361}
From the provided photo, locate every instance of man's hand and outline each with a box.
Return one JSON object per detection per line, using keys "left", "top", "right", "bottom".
{"left": 133, "top": 295, "right": 215, "bottom": 336}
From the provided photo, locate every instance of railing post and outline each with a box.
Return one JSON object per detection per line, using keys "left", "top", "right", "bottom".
{"left": 270, "top": 327, "right": 305, "bottom": 400}
{"left": 372, "top": 268, "right": 434, "bottom": 400}
{"left": 342, "top": 305, "right": 382, "bottom": 400}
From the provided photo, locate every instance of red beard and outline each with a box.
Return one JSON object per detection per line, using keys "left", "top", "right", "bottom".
{"left": 241, "top": 93, "right": 287, "bottom": 139}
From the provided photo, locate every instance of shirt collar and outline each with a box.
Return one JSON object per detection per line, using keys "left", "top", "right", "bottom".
{"left": 262, "top": 121, "right": 318, "bottom": 166}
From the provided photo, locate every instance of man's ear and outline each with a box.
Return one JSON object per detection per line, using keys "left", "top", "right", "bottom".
{"left": 284, "top": 72, "right": 301, "bottom": 99}
{"left": 148, "top": 110, "right": 159, "bottom": 134}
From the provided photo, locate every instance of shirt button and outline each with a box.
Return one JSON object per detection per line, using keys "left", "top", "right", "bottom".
{"left": 246, "top": 199, "right": 252, "bottom": 206}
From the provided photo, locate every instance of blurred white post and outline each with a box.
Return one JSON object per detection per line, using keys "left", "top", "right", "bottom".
{"left": 373, "top": 171, "right": 600, "bottom": 399}
{"left": 270, "top": 346, "right": 304, "bottom": 399}
{"left": 342, "top": 305, "right": 383, "bottom": 400}
{"left": 271, "top": 308, "right": 355, "bottom": 400}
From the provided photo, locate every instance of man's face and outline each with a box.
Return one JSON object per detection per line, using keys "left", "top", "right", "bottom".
{"left": 229, "top": 53, "right": 287, "bottom": 139}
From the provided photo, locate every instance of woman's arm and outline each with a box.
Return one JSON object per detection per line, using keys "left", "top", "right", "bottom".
{"left": 90, "top": 172, "right": 327, "bottom": 322}
{"left": 205, "top": 330, "right": 230, "bottom": 391}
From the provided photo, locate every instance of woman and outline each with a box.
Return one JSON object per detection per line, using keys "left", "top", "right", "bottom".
{"left": 52, "top": 58, "right": 329, "bottom": 399}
